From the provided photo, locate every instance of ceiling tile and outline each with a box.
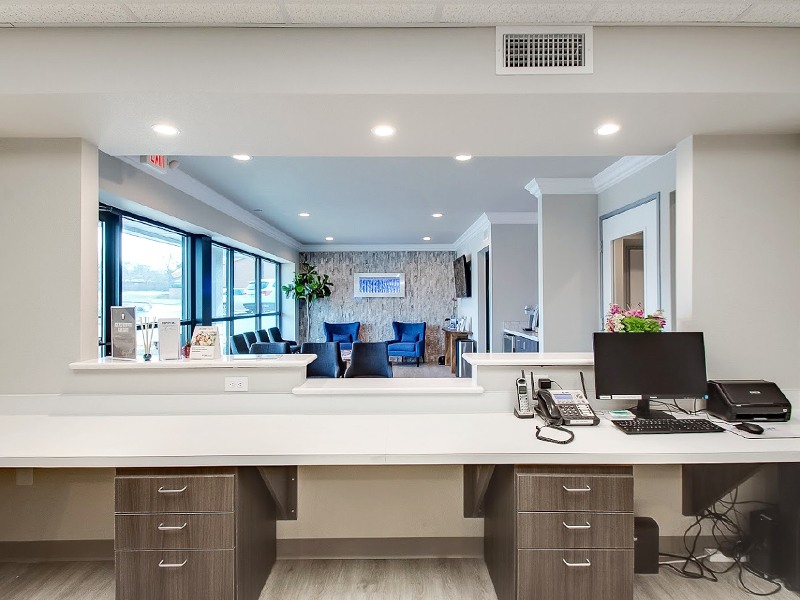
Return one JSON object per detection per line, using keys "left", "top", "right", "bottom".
{"left": 0, "top": 3, "right": 133, "bottom": 23}
{"left": 127, "top": 2, "right": 284, "bottom": 24}
{"left": 285, "top": 3, "right": 437, "bottom": 24}
{"left": 740, "top": 2, "right": 800, "bottom": 24}
{"left": 592, "top": 2, "right": 749, "bottom": 23}
{"left": 441, "top": 3, "right": 594, "bottom": 24}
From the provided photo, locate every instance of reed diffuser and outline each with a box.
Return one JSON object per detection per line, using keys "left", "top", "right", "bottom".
{"left": 139, "top": 317, "right": 157, "bottom": 361}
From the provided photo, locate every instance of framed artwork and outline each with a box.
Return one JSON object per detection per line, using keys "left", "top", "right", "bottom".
{"left": 354, "top": 273, "right": 405, "bottom": 297}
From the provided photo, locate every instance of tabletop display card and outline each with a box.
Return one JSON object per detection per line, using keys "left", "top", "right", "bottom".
{"left": 157, "top": 318, "right": 181, "bottom": 360}
{"left": 189, "top": 325, "right": 221, "bottom": 360}
{"left": 110, "top": 306, "right": 137, "bottom": 360}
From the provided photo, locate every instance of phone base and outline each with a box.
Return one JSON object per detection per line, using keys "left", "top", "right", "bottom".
{"left": 514, "top": 408, "right": 535, "bottom": 419}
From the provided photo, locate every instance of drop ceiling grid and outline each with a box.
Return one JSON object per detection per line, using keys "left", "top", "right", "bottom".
{"left": 0, "top": 0, "right": 797, "bottom": 25}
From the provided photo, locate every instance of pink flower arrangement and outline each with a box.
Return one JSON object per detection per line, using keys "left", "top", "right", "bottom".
{"left": 605, "top": 304, "right": 666, "bottom": 333}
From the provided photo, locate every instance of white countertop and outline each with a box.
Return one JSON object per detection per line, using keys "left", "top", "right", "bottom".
{"left": 503, "top": 329, "right": 539, "bottom": 342}
{"left": 1, "top": 411, "right": 798, "bottom": 467}
{"left": 293, "top": 378, "right": 484, "bottom": 395}
{"left": 463, "top": 352, "right": 593, "bottom": 366}
{"left": 70, "top": 355, "right": 316, "bottom": 370}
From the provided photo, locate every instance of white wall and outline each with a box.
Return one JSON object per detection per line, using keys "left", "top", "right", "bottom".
{"left": 490, "top": 224, "right": 538, "bottom": 352}
{"left": 598, "top": 152, "right": 677, "bottom": 328}
{"left": 537, "top": 194, "right": 599, "bottom": 352}
{"left": 455, "top": 224, "right": 491, "bottom": 353}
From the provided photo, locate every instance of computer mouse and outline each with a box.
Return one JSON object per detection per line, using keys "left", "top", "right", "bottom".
{"left": 735, "top": 422, "right": 764, "bottom": 435}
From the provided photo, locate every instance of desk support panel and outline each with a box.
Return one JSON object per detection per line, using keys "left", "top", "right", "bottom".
{"left": 257, "top": 466, "right": 298, "bottom": 521}
{"left": 463, "top": 465, "right": 495, "bottom": 518}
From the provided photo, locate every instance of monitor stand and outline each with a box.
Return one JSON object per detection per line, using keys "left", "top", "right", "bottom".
{"left": 628, "top": 398, "right": 675, "bottom": 420}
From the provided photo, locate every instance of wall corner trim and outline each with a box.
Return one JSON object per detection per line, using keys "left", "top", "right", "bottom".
{"left": 592, "top": 155, "right": 665, "bottom": 193}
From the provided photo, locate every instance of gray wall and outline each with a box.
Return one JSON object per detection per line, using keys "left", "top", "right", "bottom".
{"left": 490, "top": 224, "right": 538, "bottom": 352}
{"left": 299, "top": 251, "right": 456, "bottom": 359}
{"left": 537, "top": 194, "right": 599, "bottom": 352}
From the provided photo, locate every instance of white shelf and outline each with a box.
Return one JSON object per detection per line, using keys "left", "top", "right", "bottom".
{"left": 463, "top": 352, "right": 593, "bottom": 366}
{"left": 69, "top": 354, "right": 316, "bottom": 370}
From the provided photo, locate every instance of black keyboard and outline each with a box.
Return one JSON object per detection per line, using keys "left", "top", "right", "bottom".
{"left": 612, "top": 418, "right": 725, "bottom": 435}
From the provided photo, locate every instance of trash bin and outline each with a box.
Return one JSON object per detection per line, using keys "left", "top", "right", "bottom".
{"left": 455, "top": 338, "right": 476, "bottom": 378}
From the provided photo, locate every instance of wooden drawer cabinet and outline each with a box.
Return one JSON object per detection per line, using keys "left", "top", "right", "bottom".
{"left": 517, "top": 512, "right": 633, "bottom": 549}
{"left": 116, "top": 550, "right": 235, "bottom": 600}
{"left": 484, "top": 465, "right": 634, "bottom": 600}
{"left": 518, "top": 549, "right": 633, "bottom": 600}
{"left": 115, "top": 513, "right": 235, "bottom": 551}
{"left": 115, "top": 468, "right": 275, "bottom": 600}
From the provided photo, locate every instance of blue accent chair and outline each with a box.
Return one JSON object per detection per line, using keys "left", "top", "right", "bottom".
{"left": 344, "top": 342, "right": 393, "bottom": 378}
{"left": 386, "top": 321, "right": 426, "bottom": 366}
{"left": 323, "top": 322, "right": 361, "bottom": 351}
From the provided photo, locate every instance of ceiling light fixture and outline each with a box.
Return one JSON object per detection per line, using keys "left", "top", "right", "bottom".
{"left": 594, "top": 123, "right": 621, "bottom": 136}
{"left": 152, "top": 123, "right": 179, "bottom": 136}
{"left": 232, "top": 154, "right": 252, "bottom": 161}
{"left": 371, "top": 124, "right": 396, "bottom": 138}
{"left": 431, "top": 213, "right": 443, "bottom": 218}
{"left": 325, "top": 236, "right": 334, "bottom": 241}
{"left": 298, "top": 212, "right": 310, "bottom": 217}
{"left": 454, "top": 154, "right": 472, "bottom": 161}
{"left": 423, "top": 236, "right": 432, "bottom": 241}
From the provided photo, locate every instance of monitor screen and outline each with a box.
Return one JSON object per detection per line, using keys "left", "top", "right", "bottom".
{"left": 593, "top": 332, "right": 708, "bottom": 400}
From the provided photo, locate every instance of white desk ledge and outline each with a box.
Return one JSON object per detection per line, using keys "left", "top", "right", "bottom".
{"left": 70, "top": 354, "right": 317, "bottom": 370}
{"left": 293, "top": 378, "right": 484, "bottom": 395}
{"left": 463, "top": 352, "right": 593, "bottom": 366}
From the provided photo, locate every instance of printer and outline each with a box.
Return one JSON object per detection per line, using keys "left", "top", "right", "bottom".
{"left": 707, "top": 380, "right": 792, "bottom": 422}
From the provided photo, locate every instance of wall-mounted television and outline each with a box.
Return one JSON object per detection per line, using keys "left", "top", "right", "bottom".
{"left": 453, "top": 255, "right": 472, "bottom": 298}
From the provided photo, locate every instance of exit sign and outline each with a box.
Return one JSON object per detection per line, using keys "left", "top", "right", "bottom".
{"left": 140, "top": 154, "right": 167, "bottom": 173}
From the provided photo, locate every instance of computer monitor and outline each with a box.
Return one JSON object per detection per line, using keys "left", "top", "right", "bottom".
{"left": 593, "top": 332, "right": 708, "bottom": 419}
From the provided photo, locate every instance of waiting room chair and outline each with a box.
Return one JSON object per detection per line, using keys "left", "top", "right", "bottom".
{"left": 249, "top": 342, "right": 291, "bottom": 354}
{"left": 229, "top": 333, "right": 250, "bottom": 355}
{"left": 256, "top": 329, "right": 271, "bottom": 343}
{"left": 243, "top": 331, "right": 258, "bottom": 347}
{"left": 386, "top": 321, "right": 426, "bottom": 366}
{"left": 268, "top": 327, "right": 299, "bottom": 353}
{"left": 323, "top": 321, "right": 361, "bottom": 351}
{"left": 344, "top": 342, "right": 393, "bottom": 378}
{"left": 301, "top": 342, "right": 345, "bottom": 378}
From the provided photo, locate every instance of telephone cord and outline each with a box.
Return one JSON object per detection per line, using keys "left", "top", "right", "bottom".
{"left": 535, "top": 422, "right": 575, "bottom": 444}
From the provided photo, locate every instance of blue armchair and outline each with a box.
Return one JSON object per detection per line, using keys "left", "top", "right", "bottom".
{"left": 386, "top": 321, "right": 426, "bottom": 366}
{"left": 323, "top": 321, "right": 360, "bottom": 351}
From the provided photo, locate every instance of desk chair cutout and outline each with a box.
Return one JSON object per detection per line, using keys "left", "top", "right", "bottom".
{"left": 249, "top": 342, "right": 291, "bottom": 354}
{"left": 268, "top": 327, "right": 299, "bottom": 353}
{"left": 229, "top": 333, "right": 250, "bottom": 355}
{"left": 301, "top": 342, "right": 345, "bottom": 378}
{"left": 323, "top": 321, "right": 361, "bottom": 352}
{"left": 386, "top": 321, "right": 426, "bottom": 366}
{"left": 344, "top": 342, "right": 393, "bottom": 378}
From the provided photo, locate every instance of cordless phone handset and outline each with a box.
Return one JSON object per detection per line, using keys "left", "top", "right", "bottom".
{"left": 514, "top": 369, "right": 535, "bottom": 419}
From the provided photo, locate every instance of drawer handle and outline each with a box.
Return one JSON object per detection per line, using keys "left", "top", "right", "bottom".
{"left": 158, "top": 523, "right": 188, "bottom": 531}
{"left": 157, "top": 485, "right": 188, "bottom": 494}
{"left": 562, "top": 485, "right": 591, "bottom": 492}
{"left": 562, "top": 521, "right": 592, "bottom": 530}
{"left": 158, "top": 559, "right": 188, "bottom": 568}
{"left": 562, "top": 558, "right": 591, "bottom": 568}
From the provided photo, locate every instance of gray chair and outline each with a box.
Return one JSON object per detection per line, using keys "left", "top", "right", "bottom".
{"left": 268, "top": 327, "right": 299, "bottom": 353}
{"left": 249, "top": 342, "right": 291, "bottom": 354}
{"left": 344, "top": 342, "right": 393, "bottom": 378}
{"left": 229, "top": 334, "right": 250, "bottom": 355}
{"left": 243, "top": 331, "right": 258, "bottom": 347}
{"left": 301, "top": 342, "right": 345, "bottom": 378}
{"left": 256, "top": 329, "right": 271, "bottom": 343}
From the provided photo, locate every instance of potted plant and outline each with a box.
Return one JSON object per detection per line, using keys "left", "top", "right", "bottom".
{"left": 282, "top": 262, "right": 333, "bottom": 341}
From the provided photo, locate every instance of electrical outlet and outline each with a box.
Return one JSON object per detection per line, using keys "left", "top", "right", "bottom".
{"left": 224, "top": 376, "right": 249, "bottom": 392}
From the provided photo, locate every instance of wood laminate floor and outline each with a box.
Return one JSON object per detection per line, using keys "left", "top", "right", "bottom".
{"left": 0, "top": 558, "right": 797, "bottom": 599}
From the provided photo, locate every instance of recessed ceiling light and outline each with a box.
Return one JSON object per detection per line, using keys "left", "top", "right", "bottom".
{"left": 454, "top": 154, "right": 472, "bottom": 162}
{"left": 594, "top": 123, "right": 621, "bottom": 136}
{"left": 431, "top": 213, "right": 444, "bottom": 218}
{"left": 325, "top": 236, "right": 334, "bottom": 241}
{"left": 371, "top": 124, "right": 396, "bottom": 138}
{"left": 298, "top": 212, "right": 310, "bottom": 217}
{"left": 232, "top": 154, "right": 252, "bottom": 161}
{"left": 423, "top": 236, "right": 432, "bottom": 241}
{"left": 152, "top": 123, "right": 179, "bottom": 136}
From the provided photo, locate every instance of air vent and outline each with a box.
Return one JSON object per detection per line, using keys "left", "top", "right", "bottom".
{"left": 496, "top": 26, "right": 593, "bottom": 75}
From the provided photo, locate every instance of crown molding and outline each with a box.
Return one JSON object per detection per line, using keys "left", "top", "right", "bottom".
{"left": 524, "top": 179, "right": 542, "bottom": 200}
{"left": 485, "top": 211, "right": 537, "bottom": 225}
{"left": 592, "top": 155, "right": 664, "bottom": 193}
{"left": 527, "top": 177, "right": 597, "bottom": 197}
{"left": 453, "top": 213, "right": 491, "bottom": 251}
{"left": 118, "top": 156, "right": 303, "bottom": 251}
{"left": 302, "top": 244, "right": 455, "bottom": 253}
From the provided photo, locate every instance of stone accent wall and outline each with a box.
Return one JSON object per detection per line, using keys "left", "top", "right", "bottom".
{"left": 298, "top": 251, "right": 456, "bottom": 360}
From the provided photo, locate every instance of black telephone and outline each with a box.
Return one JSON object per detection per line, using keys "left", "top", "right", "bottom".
{"left": 537, "top": 389, "right": 599, "bottom": 426}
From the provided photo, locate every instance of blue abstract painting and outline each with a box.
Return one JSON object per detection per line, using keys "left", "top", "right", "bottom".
{"left": 354, "top": 273, "right": 405, "bottom": 297}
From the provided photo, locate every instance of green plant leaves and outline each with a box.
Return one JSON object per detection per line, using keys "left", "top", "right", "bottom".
{"left": 282, "top": 262, "right": 334, "bottom": 304}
